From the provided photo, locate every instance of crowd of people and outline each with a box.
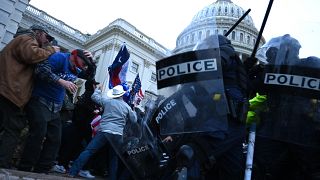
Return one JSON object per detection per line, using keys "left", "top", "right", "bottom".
{"left": 0, "top": 23, "right": 319, "bottom": 180}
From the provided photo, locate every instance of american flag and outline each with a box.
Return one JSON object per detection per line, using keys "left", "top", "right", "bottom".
{"left": 108, "top": 43, "right": 130, "bottom": 89}
{"left": 128, "top": 74, "right": 144, "bottom": 107}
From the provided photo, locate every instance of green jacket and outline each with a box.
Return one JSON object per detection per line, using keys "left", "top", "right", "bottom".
{"left": 246, "top": 93, "right": 267, "bottom": 125}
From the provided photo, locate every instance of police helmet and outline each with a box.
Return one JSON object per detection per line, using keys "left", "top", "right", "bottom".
{"left": 256, "top": 34, "right": 301, "bottom": 65}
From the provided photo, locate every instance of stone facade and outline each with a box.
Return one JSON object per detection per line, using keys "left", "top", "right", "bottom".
{"left": 0, "top": 0, "right": 29, "bottom": 50}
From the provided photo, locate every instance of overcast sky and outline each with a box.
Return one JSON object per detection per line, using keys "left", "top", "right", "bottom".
{"left": 29, "top": 0, "right": 320, "bottom": 58}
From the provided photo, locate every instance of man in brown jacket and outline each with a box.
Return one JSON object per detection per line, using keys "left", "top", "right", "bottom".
{"left": 0, "top": 24, "right": 76, "bottom": 168}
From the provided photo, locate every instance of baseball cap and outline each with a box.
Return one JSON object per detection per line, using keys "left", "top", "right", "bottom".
{"left": 71, "top": 49, "right": 93, "bottom": 69}
{"left": 30, "top": 24, "right": 54, "bottom": 42}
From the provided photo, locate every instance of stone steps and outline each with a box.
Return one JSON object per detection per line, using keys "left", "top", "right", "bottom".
{"left": 0, "top": 168, "right": 105, "bottom": 180}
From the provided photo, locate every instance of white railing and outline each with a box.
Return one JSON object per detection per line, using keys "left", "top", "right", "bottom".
{"left": 25, "top": 5, "right": 88, "bottom": 42}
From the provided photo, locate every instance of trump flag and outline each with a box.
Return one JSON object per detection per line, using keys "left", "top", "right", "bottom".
{"left": 108, "top": 43, "right": 130, "bottom": 89}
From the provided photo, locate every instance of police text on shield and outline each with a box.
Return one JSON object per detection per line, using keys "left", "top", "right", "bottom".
{"left": 157, "top": 59, "right": 217, "bottom": 81}
{"left": 265, "top": 73, "right": 320, "bottom": 91}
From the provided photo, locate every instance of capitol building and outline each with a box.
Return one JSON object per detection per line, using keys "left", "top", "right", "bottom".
{"left": 0, "top": 0, "right": 264, "bottom": 103}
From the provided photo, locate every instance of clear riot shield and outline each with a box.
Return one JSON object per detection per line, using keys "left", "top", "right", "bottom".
{"left": 155, "top": 45, "right": 229, "bottom": 135}
{"left": 256, "top": 34, "right": 320, "bottom": 147}
{"left": 107, "top": 104, "right": 169, "bottom": 180}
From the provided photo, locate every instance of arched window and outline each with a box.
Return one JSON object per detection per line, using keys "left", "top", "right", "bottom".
{"left": 191, "top": 33, "right": 195, "bottom": 43}
{"left": 198, "top": 31, "right": 202, "bottom": 41}
{"left": 218, "top": 7, "right": 221, "bottom": 15}
{"left": 240, "top": 33, "right": 243, "bottom": 42}
{"left": 231, "top": 7, "right": 234, "bottom": 15}
{"left": 225, "top": 7, "right": 228, "bottom": 14}
{"left": 247, "top": 36, "right": 250, "bottom": 44}
{"left": 232, "top": 31, "right": 236, "bottom": 40}
{"left": 206, "top": 30, "right": 210, "bottom": 37}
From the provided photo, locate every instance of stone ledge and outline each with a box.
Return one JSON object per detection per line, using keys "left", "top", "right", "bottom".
{"left": 0, "top": 168, "right": 83, "bottom": 180}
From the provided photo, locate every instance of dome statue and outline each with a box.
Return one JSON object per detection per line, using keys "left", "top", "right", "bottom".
{"left": 173, "top": 0, "right": 265, "bottom": 60}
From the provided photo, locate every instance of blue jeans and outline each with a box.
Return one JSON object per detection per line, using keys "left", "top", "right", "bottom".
{"left": 69, "top": 132, "right": 122, "bottom": 180}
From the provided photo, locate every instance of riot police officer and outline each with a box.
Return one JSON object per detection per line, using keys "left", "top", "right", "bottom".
{"left": 250, "top": 34, "right": 320, "bottom": 179}
{"left": 155, "top": 34, "right": 249, "bottom": 180}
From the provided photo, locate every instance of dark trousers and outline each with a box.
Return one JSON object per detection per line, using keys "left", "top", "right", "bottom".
{"left": 165, "top": 122, "right": 246, "bottom": 180}
{"left": 202, "top": 123, "right": 246, "bottom": 180}
{"left": 253, "top": 136, "right": 320, "bottom": 180}
{"left": 19, "top": 98, "right": 62, "bottom": 173}
{"left": 0, "top": 95, "right": 27, "bottom": 168}
{"left": 57, "top": 122, "right": 92, "bottom": 168}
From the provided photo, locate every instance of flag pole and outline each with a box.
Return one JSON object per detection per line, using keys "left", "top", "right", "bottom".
{"left": 244, "top": 1, "right": 274, "bottom": 180}
{"left": 251, "top": 0, "right": 274, "bottom": 58}
{"left": 102, "top": 40, "right": 117, "bottom": 92}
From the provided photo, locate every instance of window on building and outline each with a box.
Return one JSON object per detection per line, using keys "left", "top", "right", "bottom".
{"left": 206, "top": 30, "right": 210, "bottom": 37}
{"left": 232, "top": 31, "right": 236, "bottom": 40}
{"left": 215, "top": 29, "right": 219, "bottom": 34}
{"left": 247, "top": 35, "right": 250, "bottom": 44}
{"left": 225, "top": 7, "right": 228, "bottom": 13}
{"left": 186, "top": 36, "right": 189, "bottom": 44}
{"left": 253, "top": 38, "right": 256, "bottom": 45}
{"left": 240, "top": 33, "right": 243, "bottom": 42}
{"left": 198, "top": 31, "right": 202, "bottom": 41}
{"left": 151, "top": 72, "right": 157, "bottom": 82}
{"left": 191, "top": 33, "right": 195, "bottom": 43}
{"left": 131, "top": 62, "right": 139, "bottom": 73}
{"left": 231, "top": 7, "right": 234, "bottom": 14}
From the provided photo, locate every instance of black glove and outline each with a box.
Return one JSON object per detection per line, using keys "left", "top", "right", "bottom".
{"left": 243, "top": 57, "right": 258, "bottom": 72}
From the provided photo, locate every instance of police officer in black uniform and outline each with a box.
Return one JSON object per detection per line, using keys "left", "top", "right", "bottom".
{"left": 157, "top": 34, "right": 249, "bottom": 180}
{"left": 250, "top": 34, "right": 320, "bottom": 180}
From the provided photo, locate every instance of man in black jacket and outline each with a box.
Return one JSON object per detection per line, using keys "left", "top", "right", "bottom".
{"left": 54, "top": 79, "right": 101, "bottom": 177}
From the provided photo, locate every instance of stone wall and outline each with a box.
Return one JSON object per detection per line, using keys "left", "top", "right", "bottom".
{"left": 0, "top": 0, "right": 29, "bottom": 50}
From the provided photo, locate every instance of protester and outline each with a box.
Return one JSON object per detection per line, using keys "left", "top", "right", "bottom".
{"left": 69, "top": 84, "right": 137, "bottom": 180}
{"left": 17, "top": 49, "right": 95, "bottom": 173}
{"left": 53, "top": 79, "right": 102, "bottom": 178}
{"left": 0, "top": 24, "right": 63, "bottom": 168}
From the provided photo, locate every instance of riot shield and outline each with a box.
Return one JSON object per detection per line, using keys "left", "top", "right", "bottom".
{"left": 155, "top": 46, "right": 229, "bottom": 135}
{"left": 105, "top": 106, "right": 169, "bottom": 180}
{"left": 256, "top": 34, "right": 320, "bottom": 147}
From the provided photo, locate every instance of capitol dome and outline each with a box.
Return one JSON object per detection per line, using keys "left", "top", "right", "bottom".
{"left": 173, "top": 0, "right": 265, "bottom": 60}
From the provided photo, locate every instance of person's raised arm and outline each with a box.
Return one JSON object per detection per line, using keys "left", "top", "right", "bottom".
{"left": 91, "top": 84, "right": 105, "bottom": 106}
